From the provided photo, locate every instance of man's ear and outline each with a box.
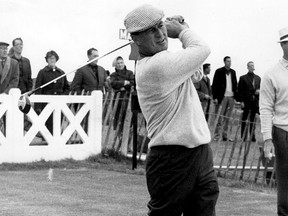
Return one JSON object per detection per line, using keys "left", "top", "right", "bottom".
{"left": 131, "top": 35, "right": 141, "bottom": 46}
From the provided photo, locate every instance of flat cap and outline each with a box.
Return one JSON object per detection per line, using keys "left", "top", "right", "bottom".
{"left": 0, "top": 42, "right": 9, "bottom": 47}
{"left": 124, "top": 4, "right": 164, "bottom": 33}
{"left": 278, "top": 26, "right": 288, "bottom": 43}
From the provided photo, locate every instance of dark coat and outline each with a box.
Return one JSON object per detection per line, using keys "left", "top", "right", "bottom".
{"left": 71, "top": 64, "right": 107, "bottom": 94}
{"left": 11, "top": 55, "right": 33, "bottom": 93}
{"left": 212, "top": 66, "right": 238, "bottom": 103}
{"left": 238, "top": 72, "right": 261, "bottom": 104}
{"left": 194, "top": 76, "right": 212, "bottom": 110}
{"left": 0, "top": 57, "right": 19, "bottom": 94}
{"left": 35, "top": 66, "right": 70, "bottom": 95}
{"left": 110, "top": 67, "right": 134, "bottom": 92}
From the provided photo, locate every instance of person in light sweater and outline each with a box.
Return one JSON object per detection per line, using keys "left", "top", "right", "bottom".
{"left": 260, "top": 26, "right": 288, "bottom": 215}
{"left": 124, "top": 4, "right": 219, "bottom": 216}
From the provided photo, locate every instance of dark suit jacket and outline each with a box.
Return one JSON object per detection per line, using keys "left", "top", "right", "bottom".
{"left": 212, "top": 66, "right": 238, "bottom": 103}
{"left": 0, "top": 57, "right": 19, "bottom": 94}
{"left": 194, "top": 76, "right": 212, "bottom": 101}
{"left": 11, "top": 55, "right": 33, "bottom": 93}
{"left": 71, "top": 64, "right": 107, "bottom": 94}
{"left": 194, "top": 76, "right": 212, "bottom": 110}
{"left": 238, "top": 72, "right": 261, "bottom": 105}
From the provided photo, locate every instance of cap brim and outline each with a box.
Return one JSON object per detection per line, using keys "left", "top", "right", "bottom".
{"left": 278, "top": 38, "right": 288, "bottom": 43}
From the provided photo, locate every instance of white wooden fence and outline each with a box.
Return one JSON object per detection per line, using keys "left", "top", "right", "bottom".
{"left": 0, "top": 89, "right": 102, "bottom": 163}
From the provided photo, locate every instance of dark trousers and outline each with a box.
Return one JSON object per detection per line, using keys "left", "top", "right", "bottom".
{"left": 241, "top": 102, "right": 258, "bottom": 139}
{"left": 273, "top": 126, "right": 288, "bottom": 216}
{"left": 113, "top": 91, "right": 129, "bottom": 130}
{"left": 146, "top": 144, "right": 219, "bottom": 216}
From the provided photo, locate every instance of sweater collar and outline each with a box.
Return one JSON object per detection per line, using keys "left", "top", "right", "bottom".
{"left": 281, "top": 58, "right": 288, "bottom": 69}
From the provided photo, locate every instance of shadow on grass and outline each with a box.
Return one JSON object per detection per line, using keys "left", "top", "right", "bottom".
{"left": 0, "top": 149, "right": 146, "bottom": 175}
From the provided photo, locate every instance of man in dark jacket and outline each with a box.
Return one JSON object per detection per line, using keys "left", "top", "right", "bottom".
{"left": 10, "top": 38, "right": 32, "bottom": 94}
{"left": 212, "top": 56, "right": 238, "bottom": 141}
{"left": 110, "top": 56, "right": 134, "bottom": 130}
{"left": 0, "top": 42, "right": 19, "bottom": 94}
{"left": 238, "top": 61, "right": 261, "bottom": 141}
{"left": 194, "top": 63, "right": 212, "bottom": 121}
{"left": 71, "top": 48, "right": 108, "bottom": 94}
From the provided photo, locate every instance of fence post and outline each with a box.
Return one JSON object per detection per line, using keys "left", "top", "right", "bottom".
{"left": 89, "top": 91, "right": 102, "bottom": 155}
{"left": 6, "top": 89, "right": 24, "bottom": 162}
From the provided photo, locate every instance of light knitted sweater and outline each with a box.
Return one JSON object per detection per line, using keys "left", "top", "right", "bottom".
{"left": 260, "top": 58, "right": 288, "bottom": 141}
{"left": 136, "top": 29, "right": 211, "bottom": 148}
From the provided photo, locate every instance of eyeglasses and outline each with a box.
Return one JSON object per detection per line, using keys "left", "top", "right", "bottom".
{"left": 0, "top": 47, "right": 8, "bottom": 50}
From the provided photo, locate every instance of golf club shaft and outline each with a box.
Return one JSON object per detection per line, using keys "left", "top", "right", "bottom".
{"left": 23, "top": 41, "right": 133, "bottom": 96}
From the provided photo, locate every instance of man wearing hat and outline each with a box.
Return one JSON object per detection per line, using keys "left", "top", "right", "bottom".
{"left": 0, "top": 42, "right": 19, "bottom": 94}
{"left": 260, "top": 26, "right": 288, "bottom": 215}
{"left": 124, "top": 4, "right": 219, "bottom": 216}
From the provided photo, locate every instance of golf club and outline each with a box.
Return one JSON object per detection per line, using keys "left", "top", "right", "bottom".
{"left": 18, "top": 41, "right": 133, "bottom": 114}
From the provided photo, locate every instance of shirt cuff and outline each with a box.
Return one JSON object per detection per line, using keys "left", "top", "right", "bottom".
{"left": 262, "top": 132, "right": 272, "bottom": 141}
{"left": 178, "top": 28, "right": 190, "bottom": 41}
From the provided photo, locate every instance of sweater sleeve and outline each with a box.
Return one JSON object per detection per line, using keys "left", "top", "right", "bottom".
{"left": 146, "top": 29, "right": 210, "bottom": 94}
{"left": 259, "top": 73, "right": 275, "bottom": 141}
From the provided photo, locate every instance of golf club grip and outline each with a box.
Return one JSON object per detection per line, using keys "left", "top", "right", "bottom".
{"left": 23, "top": 41, "right": 133, "bottom": 96}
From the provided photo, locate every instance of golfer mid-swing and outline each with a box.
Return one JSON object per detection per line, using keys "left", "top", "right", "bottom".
{"left": 124, "top": 4, "right": 219, "bottom": 216}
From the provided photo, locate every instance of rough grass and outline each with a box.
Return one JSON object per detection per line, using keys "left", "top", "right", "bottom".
{"left": 0, "top": 152, "right": 277, "bottom": 216}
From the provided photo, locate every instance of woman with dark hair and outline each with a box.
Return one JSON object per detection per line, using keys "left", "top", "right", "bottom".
{"left": 35, "top": 50, "right": 69, "bottom": 95}
{"left": 35, "top": 50, "right": 70, "bottom": 135}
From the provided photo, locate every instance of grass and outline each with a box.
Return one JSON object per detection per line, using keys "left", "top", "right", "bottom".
{"left": 0, "top": 152, "right": 278, "bottom": 216}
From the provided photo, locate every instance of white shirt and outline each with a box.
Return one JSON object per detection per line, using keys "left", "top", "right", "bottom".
{"left": 224, "top": 73, "right": 234, "bottom": 97}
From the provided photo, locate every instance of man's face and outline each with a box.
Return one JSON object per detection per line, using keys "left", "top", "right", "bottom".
{"left": 116, "top": 59, "right": 125, "bottom": 70}
{"left": 281, "top": 41, "right": 288, "bottom": 56}
{"left": 247, "top": 62, "right": 255, "bottom": 72}
{"left": 13, "top": 39, "right": 23, "bottom": 54}
{"left": 205, "top": 66, "right": 211, "bottom": 75}
{"left": 224, "top": 58, "right": 231, "bottom": 68}
{"left": 89, "top": 50, "right": 99, "bottom": 65}
{"left": 0, "top": 45, "right": 8, "bottom": 58}
{"left": 132, "top": 21, "right": 168, "bottom": 56}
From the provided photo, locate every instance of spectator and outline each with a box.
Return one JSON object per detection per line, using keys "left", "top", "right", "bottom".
{"left": 238, "top": 61, "right": 261, "bottom": 141}
{"left": 10, "top": 38, "right": 33, "bottom": 132}
{"left": 35, "top": 50, "right": 70, "bottom": 134}
{"left": 125, "top": 4, "right": 219, "bottom": 215}
{"left": 71, "top": 48, "right": 108, "bottom": 94}
{"left": 10, "top": 38, "right": 33, "bottom": 94}
{"left": 0, "top": 41, "right": 19, "bottom": 94}
{"left": 0, "top": 41, "right": 19, "bottom": 134}
{"left": 110, "top": 56, "right": 134, "bottom": 130}
{"left": 194, "top": 63, "right": 212, "bottom": 121}
{"left": 260, "top": 26, "right": 288, "bottom": 215}
{"left": 212, "top": 56, "right": 238, "bottom": 141}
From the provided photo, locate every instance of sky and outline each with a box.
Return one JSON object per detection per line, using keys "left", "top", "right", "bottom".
{"left": 1, "top": 0, "right": 287, "bottom": 82}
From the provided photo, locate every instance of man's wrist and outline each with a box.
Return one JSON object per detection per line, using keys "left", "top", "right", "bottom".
{"left": 178, "top": 28, "right": 190, "bottom": 40}
{"left": 264, "top": 138, "right": 272, "bottom": 142}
